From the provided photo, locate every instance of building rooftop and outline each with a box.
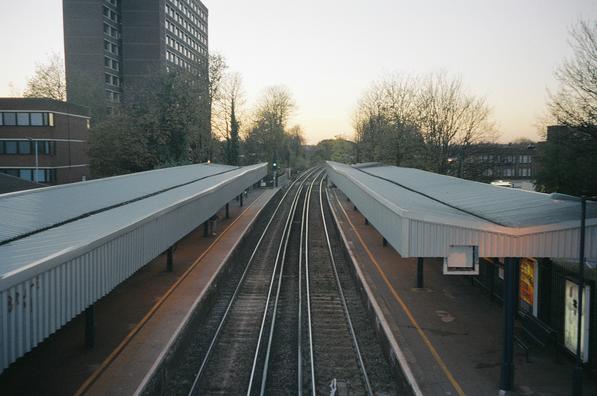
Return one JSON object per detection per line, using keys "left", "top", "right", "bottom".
{"left": 0, "top": 97, "right": 90, "bottom": 117}
{"left": 0, "top": 173, "right": 43, "bottom": 195}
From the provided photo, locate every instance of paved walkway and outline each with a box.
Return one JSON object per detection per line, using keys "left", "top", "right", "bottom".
{"left": 328, "top": 187, "right": 595, "bottom": 396}
{"left": 0, "top": 187, "right": 276, "bottom": 396}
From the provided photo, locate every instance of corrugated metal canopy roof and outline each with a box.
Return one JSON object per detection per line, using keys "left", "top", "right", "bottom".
{"left": 0, "top": 163, "right": 238, "bottom": 243}
{"left": 0, "top": 163, "right": 267, "bottom": 374}
{"left": 326, "top": 161, "right": 597, "bottom": 259}
{"left": 347, "top": 163, "right": 597, "bottom": 229}
{"left": 0, "top": 163, "right": 264, "bottom": 279}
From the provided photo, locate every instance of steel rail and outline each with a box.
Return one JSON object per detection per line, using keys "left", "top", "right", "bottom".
{"left": 304, "top": 171, "right": 319, "bottom": 395}
{"left": 297, "top": 169, "right": 310, "bottom": 395}
{"left": 247, "top": 169, "right": 310, "bottom": 394}
{"left": 187, "top": 168, "right": 316, "bottom": 396}
{"left": 256, "top": 169, "right": 325, "bottom": 395}
{"left": 321, "top": 176, "right": 373, "bottom": 395}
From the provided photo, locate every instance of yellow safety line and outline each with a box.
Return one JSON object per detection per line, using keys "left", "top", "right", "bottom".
{"left": 75, "top": 192, "right": 268, "bottom": 396}
{"left": 333, "top": 191, "right": 466, "bottom": 396}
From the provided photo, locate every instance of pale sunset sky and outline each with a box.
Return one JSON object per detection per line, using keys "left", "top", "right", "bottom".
{"left": 0, "top": 0, "right": 596, "bottom": 144}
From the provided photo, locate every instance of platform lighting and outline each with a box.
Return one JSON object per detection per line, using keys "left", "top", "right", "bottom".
{"left": 272, "top": 162, "right": 278, "bottom": 187}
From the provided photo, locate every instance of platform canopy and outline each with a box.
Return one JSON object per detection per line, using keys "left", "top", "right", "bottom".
{"left": 326, "top": 161, "right": 597, "bottom": 260}
{"left": 0, "top": 162, "right": 267, "bottom": 373}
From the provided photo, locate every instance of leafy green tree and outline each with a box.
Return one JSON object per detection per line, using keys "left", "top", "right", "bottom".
{"left": 244, "top": 86, "right": 295, "bottom": 168}
{"left": 89, "top": 69, "right": 209, "bottom": 177}
{"left": 311, "top": 137, "right": 356, "bottom": 164}
{"left": 227, "top": 98, "right": 240, "bottom": 165}
{"left": 88, "top": 112, "right": 156, "bottom": 176}
{"left": 284, "top": 125, "right": 306, "bottom": 169}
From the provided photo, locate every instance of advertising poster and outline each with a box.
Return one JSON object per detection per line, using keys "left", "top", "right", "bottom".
{"left": 519, "top": 258, "right": 537, "bottom": 315}
{"left": 564, "top": 280, "right": 591, "bottom": 362}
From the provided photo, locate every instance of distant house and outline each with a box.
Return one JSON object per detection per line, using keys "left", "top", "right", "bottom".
{"left": 0, "top": 98, "right": 90, "bottom": 185}
{"left": 458, "top": 142, "right": 538, "bottom": 190}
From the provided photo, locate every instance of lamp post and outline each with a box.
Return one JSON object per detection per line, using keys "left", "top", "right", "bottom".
{"left": 447, "top": 157, "right": 463, "bottom": 178}
{"left": 551, "top": 193, "right": 597, "bottom": 396}
{"left": 27, "top": 137, "right": 39, "bottom": 182}
{"left": 272, "top": 152, "right": 278, "bottom": 188}
{"left": 573, "top": 196, "right": 586, "bottom": 396}
{"left": 572, "top": 195, "right": 597, "bottom": 396}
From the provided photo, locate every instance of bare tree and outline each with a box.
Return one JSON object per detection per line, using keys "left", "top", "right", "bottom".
{"left": 354, "top": 74, "right": 425, "bottom": 167}
{"left": 213, "top": 72, "right": 245, "bottom": 140}
{"left": 244, "top": 86, "right": 296, "bottom": 167}
{"left": 284, "top": 125, "right": 306, "bottom": 167}
{"left": 208, "top": 53, "right": 228, "bottom": 105}
{"left": 415, "top": 72, "right": 494, "bottom": 172}
{"left": 548, "top": 20, "right": 597, "bottom": 139}
{"left": 222, "top": 73, "right": 245, "bottom": 165}
{"left": 536, "top": 20, "right": 597, "bottom": 196}
{"left": 354, "top": 72, "right": 495, "bottom": 172}
{"left": 23, "top": 53, "right": 66, "bottom": 101}
{"left": 207, "top": 53, "right": 229, "bottom": 161}
{"left": 254, "top": 85, "right": 296, "bottom": 127}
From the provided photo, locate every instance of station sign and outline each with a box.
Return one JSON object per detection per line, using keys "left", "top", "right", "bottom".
{"left": 443, "top": 245, "right": 479, "bottom": 275}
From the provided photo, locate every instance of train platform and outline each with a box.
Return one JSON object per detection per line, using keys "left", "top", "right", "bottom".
{"left": 84, "top": 187, "right": 277, "bottom": 395}
{"left": 0, "top": 187, "right": 277, "bottom": 396}
{"left": 327, "top": 187, "right": 596, "bottom": 396}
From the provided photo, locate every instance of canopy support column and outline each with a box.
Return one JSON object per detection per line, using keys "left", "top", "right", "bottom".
{"left": 166, "top": 247, "right": 173, "bottom": 272}
{"left": 85, "top": 304, "right": 96, "bottom": 349}
{"left": 416, "top": 257, "right": 424, "bottom": 288}
{"left": 499, "top": 257, "right": 520, "bottom": 394}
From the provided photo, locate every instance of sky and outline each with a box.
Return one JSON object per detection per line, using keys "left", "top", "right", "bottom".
{"left": 0, "top": 0, "right": 596, "bottom": 144}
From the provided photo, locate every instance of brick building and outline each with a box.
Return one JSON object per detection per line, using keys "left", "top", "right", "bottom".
{"left": 63, "top": 0, "right": 209, "bottom": 113}
{"left": 456, "top": 142, "right": 539, "bottom": 189}
{"left": 0, "top": 98, "right": 90, "bottom": 185}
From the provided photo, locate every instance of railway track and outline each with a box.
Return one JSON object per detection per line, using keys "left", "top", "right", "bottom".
{"left": 158, "top": 169, "right": 402, "bottom": 395}
{"left": 187, "top": 169, "right": 319, "bottom": 395}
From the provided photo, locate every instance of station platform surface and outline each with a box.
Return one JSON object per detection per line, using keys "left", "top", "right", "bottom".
{"left": 0, "top": 187, "right": 277, "bottom": 396}
{"left": 84, "top": 187, "right": 277, "bottom": 395}
{"left": 328, "top": 187, "right": 595, "bottom": 396}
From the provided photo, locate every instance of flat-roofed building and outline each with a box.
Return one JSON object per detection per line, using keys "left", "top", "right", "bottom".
{"left": 451, "top": 142, "right": 539, "bottom": 190}
{"left": 63, "top": 0, "right": 208, "bottom": 113}
{"left": 0, "top": 98, "right": 90, "bottom": 185}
